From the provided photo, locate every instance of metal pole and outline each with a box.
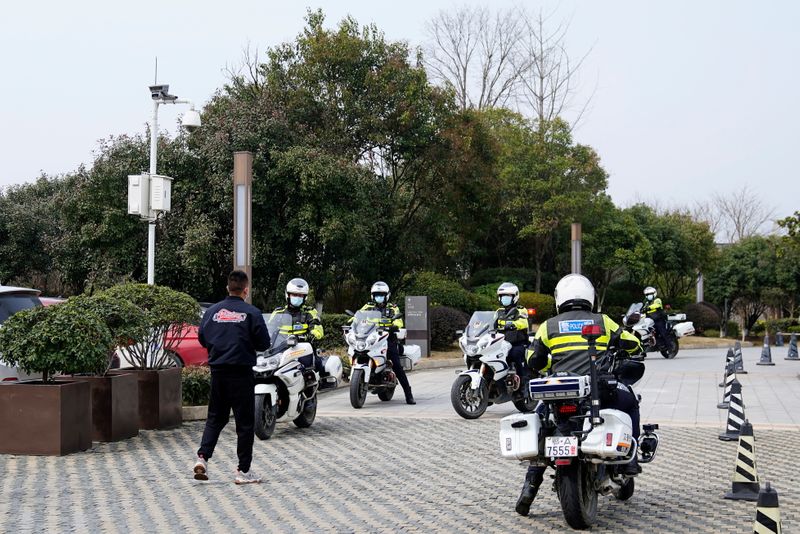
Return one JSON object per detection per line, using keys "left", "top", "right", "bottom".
{"left": 147, "top": 100, "right": 159, "bottom": 285}
{"left": 233, "top": 151, "right": 253, "bottom": 303}
{"left": 571, "top": 222, "right": 582, "bottom": 275}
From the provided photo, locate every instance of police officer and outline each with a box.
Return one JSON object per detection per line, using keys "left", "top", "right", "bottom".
{"left": 494, "top": 282, "right": 531, "bottom": 386}
{"left": 358, "top": 281, "right": 415, "bottom": 405}
{"left": 515, "top": 274, "right": 642, "bottom": 516}
{"left": 194, "top": 270, "right": 270, "bottom": 484}
{"left": 643, "top": 286, "right": 668, "bottom": 347}
{"left": 272, "top": 278, "right": 325, "bottom": 378}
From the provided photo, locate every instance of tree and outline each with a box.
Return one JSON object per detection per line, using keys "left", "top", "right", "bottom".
{"left": 712, "top": 185, "right": 774, "bottom": 243}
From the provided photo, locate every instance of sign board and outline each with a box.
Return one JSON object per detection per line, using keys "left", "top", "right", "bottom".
{"left": 404, "top": 295, "right": 430, "bottom": 357}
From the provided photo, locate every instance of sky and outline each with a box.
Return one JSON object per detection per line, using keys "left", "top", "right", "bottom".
{"left": 1, "top": 1, "right": 798, "bottom": 223}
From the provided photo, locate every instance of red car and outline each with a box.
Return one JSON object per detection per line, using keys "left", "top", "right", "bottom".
{"left": 165, "top": 324, "right": 208, "bottom": 367}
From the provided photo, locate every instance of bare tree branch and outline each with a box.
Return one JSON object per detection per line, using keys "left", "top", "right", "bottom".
{"left": 712, "top": 185, "right": 775, "bottom": 243}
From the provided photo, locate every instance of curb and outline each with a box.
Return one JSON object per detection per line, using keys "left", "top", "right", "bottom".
{"left": 413, "top": 358, "right": 462, "bottom": 370}
{"left": 182, "top": 405, "right": 207, "bottom": 421}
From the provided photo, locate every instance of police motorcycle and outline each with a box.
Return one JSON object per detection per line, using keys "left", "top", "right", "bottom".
{"left": 499, "top": 324, "right": 660, "bottom": 530}
{"left": 450, "top": 311, "right": 536, "bottom": 419}
{"left": 622, "top": 302, "right": 695, "bottom": 359}
{"left": 252, "top": 312, "right": 342, "bottom": 439}
{"left": 343, "top": 309, "right": 419, "bottom": 408}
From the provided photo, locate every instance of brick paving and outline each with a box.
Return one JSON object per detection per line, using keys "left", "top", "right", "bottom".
{"left": 1, "top": 416, "right": 797, "bottom": 533}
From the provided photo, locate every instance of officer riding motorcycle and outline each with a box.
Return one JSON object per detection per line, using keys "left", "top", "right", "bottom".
{"left": 643, "top": 286, "right": 668, "bottom": 348}
{"left": 272, "top": 278, "right": 325, "bottom": 380}
{"left": 494, "top": 282, "right": 531, "bottom": 390}
{"left": 515, "top": 274, "right": 643, "bottom": 517}
{"left": 356, "top": 281, "right": 415, "bottom": 405}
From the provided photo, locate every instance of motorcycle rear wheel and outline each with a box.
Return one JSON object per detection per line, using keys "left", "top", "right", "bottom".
{"left": 254, "top": 394, "right": 277, "bottom": 440}
{"left": 614, "top": 477, "right": 635, "bottom": 501}
{"left": 512, "top": 391, "right": 536, "bottom": 413}
{"left": 350, "top": 369, "right": 368, "bottom": 409}
{"left": 660, "top": 335, "right": 679, "bottom": 359}
{"left": 293, "top": 395, "right": 317, "bottom": 428}
{"left": 557, "top": 462, "right": 598, "bottom": 530}
{"left": 378, "top": 385, "right": 396, "bottom": 401}
{"left": 450, "top": 375, "right": 488, "bottom": 419}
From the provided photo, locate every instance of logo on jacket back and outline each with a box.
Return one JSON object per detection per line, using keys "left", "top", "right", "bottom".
{"left": 558, "top": 319, "right": 594, "bottom": 334}
{"left": 213, "top": 309, "right": 247, "bottom": 323}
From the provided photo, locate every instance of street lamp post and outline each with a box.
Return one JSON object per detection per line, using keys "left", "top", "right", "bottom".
{"left": 140, "top": 84, "right": 201, "bottom": 285}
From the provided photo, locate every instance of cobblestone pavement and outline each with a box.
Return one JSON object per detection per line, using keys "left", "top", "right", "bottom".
{"left": 1, "top": 417, "right": 797, "bottom": 533}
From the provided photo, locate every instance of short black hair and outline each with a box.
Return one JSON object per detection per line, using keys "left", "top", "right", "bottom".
{"left": 228, "top": 270, "right": 249, "bottom": 293}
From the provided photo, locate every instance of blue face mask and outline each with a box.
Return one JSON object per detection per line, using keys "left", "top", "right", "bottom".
{"left": 500, "top": 295, "right": 513, "bottom": 307}
{"left": 374, "top": 295, "right": 386, "bottom": 304}
{"left": 289, "top": 296, "right": 304, "bottom": 307}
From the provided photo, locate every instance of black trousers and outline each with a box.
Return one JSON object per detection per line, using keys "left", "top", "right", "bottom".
{"left": 198, "top": 366, "right": 255, "bottom": 473}
{"left": 525, "top": 384, "right": 640, "bottom": 480}
{"left": 387, "top": 341, "right": 412, "bottom": 397}
{"left": 298, "top": 352, "right": 325, "bottom": 375}
{"left": 652, "top": 317, "right": 669, "bottom": 346}
{"left": 508, "top": 344, "right": 531, "bottom": 379}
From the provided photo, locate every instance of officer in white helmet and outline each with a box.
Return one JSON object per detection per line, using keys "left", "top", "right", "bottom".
{"left": 356, "top": 281, "right": 415, "bottom": 404}
{"left": 493, "top": 282, "right": 531, "bottom": 386}
{"left": 272, "top": 278, "right": 325, "bottom": 377}
{"left": 643, "top": 286, "right": 668, "bottom": 347}
{"left": 514, "top": 274, "right": 642, "bottom": 517}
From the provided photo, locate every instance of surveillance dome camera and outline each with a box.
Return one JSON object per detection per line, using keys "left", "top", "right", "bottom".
{"left": 181, "top": 109, "right": 202, "bottom": 133}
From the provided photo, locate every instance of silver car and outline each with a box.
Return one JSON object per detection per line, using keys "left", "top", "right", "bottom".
{"left": 0, "top": 285, "right": 43, "bottom": 382}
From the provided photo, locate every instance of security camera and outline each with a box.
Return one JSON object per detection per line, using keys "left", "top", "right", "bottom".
{"left": 149, "top": 84, "right": 174, "bottom": 100}
{"left": 181, "top": 109, "right": 202, "bottom": 132}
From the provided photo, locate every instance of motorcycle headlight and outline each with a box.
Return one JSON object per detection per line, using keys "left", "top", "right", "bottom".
{"left": 257, "top": 355, "right": 280, "bottom": 370}
{"left": 477, "top": 334, "right": 492, "bottom": 351}
{"left": 467, "top": 344, "right": 479, "bottom": 356}
{"left": 366, "top": 332, "right": 379, "bottom": 346}
{"left": 355, "top": 340, "right": 367, "bottom": 351}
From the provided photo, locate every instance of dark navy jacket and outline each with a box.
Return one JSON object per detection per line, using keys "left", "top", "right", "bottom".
{"left": 198, "top": 296, "right": 270, "bottom": 368}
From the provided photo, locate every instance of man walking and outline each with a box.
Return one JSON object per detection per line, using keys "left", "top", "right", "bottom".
{"left": 193, "top": 270, "right": 270, "bottom": 484}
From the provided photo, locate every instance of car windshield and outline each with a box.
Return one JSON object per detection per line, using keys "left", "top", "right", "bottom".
{"left": 351, "top": 310, "right": 385, "bottom": 338}
{"left": 263, "top": 312, "right": 295, "bottom": 353}
{"left": 465, "top": 311, "right": 496, "bottom": 340}
{"left": 0, "top": 294, "right": 42, "bottom": 324}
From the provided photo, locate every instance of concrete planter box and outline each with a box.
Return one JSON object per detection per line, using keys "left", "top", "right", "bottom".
{"left": 62, "top": 373, "right": 139, "bottom": 442}
{"left": 182, "top": 405, "right": 208, "bottom": 421}
{"left": 120, "top": 368, "right": 182, "bottom": 430}
{"left": 0, "top": 380, "right": 92, "bottom": 455}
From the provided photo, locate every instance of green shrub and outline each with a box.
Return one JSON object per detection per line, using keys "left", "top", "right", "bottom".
{"left": 398, "top": 272, "right": 476, "bottom": 312}
{"left": 430, "top": 306, "right": 469, "bottom": 350}
{"left": 182, "top": 366, "right": 211, "bottom": 406}
{"left": 467, "top": 268, "right": 536, "bottom": 291}
{"left": 685, "top": 302, "right": 721, "bottom": 333}
{"left": 787, "top": 325, "right": 800, "bottom": 334}
{"left": 101, "top": 283, "right": 200, "bottom": 369}
{"left": 0, "top": 303, "right": 113, "bottom": 382}
{"left": 63, "top": 294, "right": 148, "bottom": 349}
{"left": 319, "top": 313, "right": 350, "bottom": 351}
{"left": 518, "top": 292, "right": 557, "bottom": 322}
{"left": 724, "top": 321, "right": 740, "bottom": 338}
{"left": 703, "top": 329, "right": 720, "bottom": 338}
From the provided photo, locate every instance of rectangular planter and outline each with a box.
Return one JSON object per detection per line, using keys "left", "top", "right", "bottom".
{"left": 124, "top": 368, "right": 182, "bottom": 430}
{"left": 0, "top": 380, "right": 92, "bottom": 455}
{"left": 63, "top": 373, "right": 139, "bottom": 442}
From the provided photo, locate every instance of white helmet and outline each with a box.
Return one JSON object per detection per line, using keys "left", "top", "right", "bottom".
{"left": 497, "top": 282, "right": 519, "bottom": 306}
{"left": 370, "top": 281, "right": 390, "bottom": 304}
{"left": 554, "top": 274, "right": 595, "bottom": 312}
{"left": 285, "top": 277, "right": 309, "bottom": 307}
{"left": 644, "top": 286, "right": 657, "bottom": 302}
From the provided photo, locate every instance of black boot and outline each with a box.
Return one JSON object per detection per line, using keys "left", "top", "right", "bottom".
{"left": 621, "top": 456, "right": 641, "bottom": 476}
{"left": 405, "top": 391, "right": 416, "bottom": 405}
{"left": 515, "top": 470, "right": 543, "bottom": 516}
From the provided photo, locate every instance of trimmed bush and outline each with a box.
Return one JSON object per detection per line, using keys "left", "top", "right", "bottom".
{"left": 398, "top": 272, "right": 476, "bottom": 312}
{"left": 703, "top": 329, "right": 720, "bottom": 338}
{"left": 787, "top": 325, "right": 800, "bottom": 334}
{"left": 182, "top": 366, "right": 211, "bottom": 406}
{"left": 101, "top": 283, "right": 200, "bottom": 369}
{"left": 684, "top": 302, "right": 721, "bottom": 333}
{"left": 0, "top": 303, "right": 113, "bottom": 382}
{"left": 724, "top": 321, "right": 740, "bottom": 339}
{"left": 430, "top": 306, "right": 469, "bottom": 350}
{"left": 518, "top": 292, "right": 557, "bottom": 322}
{"left": 319, "top": 313, "right": 350, "bottom": 351}
{"left": 467, "top": 268, "right": 536, "bottom": 291}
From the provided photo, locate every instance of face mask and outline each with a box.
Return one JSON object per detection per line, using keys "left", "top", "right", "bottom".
{"left": 290, "top": 296, "right": 304, "bottom": 307}
{"left": 374, "top": 295, "right": 386, "bottom": 304}
{"left": 500, "top": 295, "right": 513, "bottom": 307}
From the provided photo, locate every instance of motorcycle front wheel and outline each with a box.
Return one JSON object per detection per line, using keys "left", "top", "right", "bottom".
{"left": 450, "top": 375, "right": 488, "bottom": 419}
{"left": 254, "top": 393, "right": 277, "bottom": 440}
{"left": 350, "top": 369, "right": 368, "bottom": 408}
{"left": 660, "top": 335, "right": 679, "bottom": 359}
{"left": 557, "top": 461, "right": 598, "bottom": 530}
{"left": 293, "top": 394, "right": 317, "bottom": 428}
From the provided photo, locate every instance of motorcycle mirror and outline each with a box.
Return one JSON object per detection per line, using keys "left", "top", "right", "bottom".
{"left": 287, "top": 336, "right": 298, "bottom": 347}
{"left": 455, "top": 329, "right": 464, "bottom": 336}
{"left": 345, "top": 309, "right": 354, "bottom": 317}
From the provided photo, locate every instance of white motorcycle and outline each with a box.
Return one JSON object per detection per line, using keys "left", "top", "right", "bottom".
{"left": 252, "top": 313, "right": 342, "bottom": 439}
{"left": 450, "top": 311, "right": 535, "bottom": 419}
{"left": 623, "top": 302, "right": 695, "bottom": 359}
{"left": 344, "top": 309, "right": 420, "bottom": 409}
{"left": 499, "top": 325, "right": 660, "bottom": 529}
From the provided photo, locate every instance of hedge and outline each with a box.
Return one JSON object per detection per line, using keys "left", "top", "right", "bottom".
{"left": 430, "top": 306, "right": 469, "bottom": 350}
{"left": 319, "top": 313, "right": 350, "bottom": 350}
{"left": 518, "top": 292, "right": 557, "bottom": 322}
{"left": 684, "top": 302, "right": 721, "bottom": 333}
{"left": 182, "top": 366, "right": 211, "bottom": 406}
{"left": 397, "top": 271, "right": 477, "bottom": 312}
{"left": 467, "top": 268, "right": 536, "bottom": 291}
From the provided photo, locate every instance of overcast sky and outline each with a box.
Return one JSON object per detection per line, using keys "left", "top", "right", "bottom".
{"left": 1, "top": 1, "right": 798, "bottom": 222}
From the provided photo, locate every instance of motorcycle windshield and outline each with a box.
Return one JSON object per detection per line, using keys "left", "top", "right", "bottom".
{"left": 465, "top": 311, "right": 495, "bottom": 340}
{"left": 263, "top": 312, "right": 295, "bottom": 353}
{"left": 625, "top": 302, "right": 643, "bottom": 321}
{"left": 351, "top": 310, "right": 384, "bottom": 338}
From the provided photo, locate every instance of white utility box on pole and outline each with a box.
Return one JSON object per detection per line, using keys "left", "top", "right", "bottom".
{"left": 127, "top": 174, "right": 151, "bottom": 216}
{"left": 149, "top": 174, "right": 173, "bottom": 212}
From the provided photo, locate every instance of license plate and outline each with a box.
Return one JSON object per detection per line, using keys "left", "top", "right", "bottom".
{"left": 545, "top": 436, "right": 578, "bottom": 457}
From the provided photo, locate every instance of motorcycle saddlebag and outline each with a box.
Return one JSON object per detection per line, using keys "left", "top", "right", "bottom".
{"left": 672, "top": 321, "right": 695, "bottom": 337}
{"left": 400, "top": 344, "right": 422, "bottom": 370}
{"left": 322, "top": 355, "right": 343, "bottom": 381}
{"left": 580, "top": 409, "right": 634, "bottom": 458}
{"left": 499, "top": 413, "right": 541, "bottom": 460}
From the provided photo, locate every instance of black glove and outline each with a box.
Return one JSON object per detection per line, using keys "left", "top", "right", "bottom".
{"left": 504, "top": 323, "right": 518, "bottom": 331}
{"left": 389, "top": 325, "right": 399, "bottom": 333}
